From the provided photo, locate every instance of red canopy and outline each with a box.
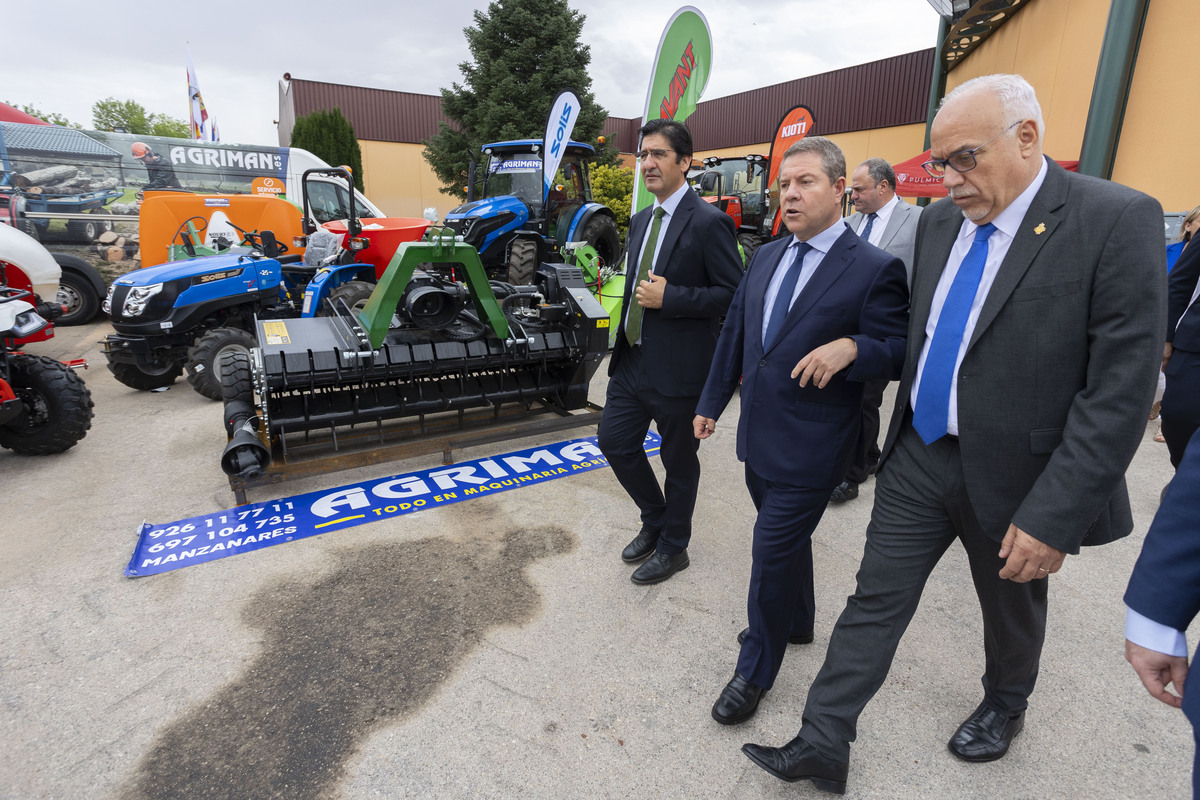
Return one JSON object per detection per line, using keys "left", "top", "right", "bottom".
{"left": 893, "top": 149, "right": 1079, "bottom": 198}
{"left": 0, "top": 102, "right": 51, "bottom": 125}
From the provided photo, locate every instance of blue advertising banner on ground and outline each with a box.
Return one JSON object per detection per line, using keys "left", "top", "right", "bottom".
{"left": 125, "top": 432, "right": 662, "bottom": 578}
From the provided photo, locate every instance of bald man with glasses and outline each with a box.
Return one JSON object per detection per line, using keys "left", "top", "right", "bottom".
{"left": 740, "top": 73, "right": 1166, "bottom": 795}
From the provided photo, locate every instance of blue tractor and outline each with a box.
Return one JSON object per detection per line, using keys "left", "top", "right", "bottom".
{"left": 441, "top": 140, "right": 621, "bottom": 285}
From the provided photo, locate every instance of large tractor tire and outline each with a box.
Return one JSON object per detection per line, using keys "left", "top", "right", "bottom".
{"left": 55, "top": 269, "right": 101, "bottom": 326}
{"left": 0, "top": 353, "right": 94, "bottom": 455}
{"left": 508, "top": 238, "right": 538, "bottom": 285}
{"left": 219, "top": 349, "right": 255, "bottom": 436}
{"left": 327, "top": 280, "right": 374, "bottom": 315}
{"left": 108, "top": 356, "right": 184, "bottom": 391}
{"left": 737, "top": 233, "right": 763, "bottom": 266}
{"left": 185, "top": 326, "right": 257, "bottom": 401}
{"left": 65, "top": 217, "right": 113, "bottom": 242}
{"left": 580, "top": 214, "right": 622, "bottom": 268}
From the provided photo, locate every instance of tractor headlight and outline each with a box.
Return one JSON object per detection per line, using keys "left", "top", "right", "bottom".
{"left": 122, "top": 283, "right": 164, "bottom": 317}
{"left": 102, "top": 284, "right": 115, "bottom": 315}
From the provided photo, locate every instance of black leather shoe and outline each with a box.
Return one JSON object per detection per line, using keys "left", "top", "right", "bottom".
{"left": 630, "top": 550, "right": 689, "bottom": 584}
{"left": 737, "top": 627, "right": 814, "bottom": 645}
{"left": 947, "top": 703, "right": 1025, "bottom": 762}
{"left": 621, "top": 524, "right": 660, "bottom": 563}
{"left": 742, "top": 735, "right": 849, "bottom": 794}
{"left": 829, "top": 481, "right": 859, "bottom": 504}
{"left": 712, "top": 672, "right": 765, "bottom": 725}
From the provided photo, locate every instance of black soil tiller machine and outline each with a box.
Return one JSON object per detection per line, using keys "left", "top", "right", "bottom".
{"left": 220, "top": 227, "right": 610, "bottom": 499}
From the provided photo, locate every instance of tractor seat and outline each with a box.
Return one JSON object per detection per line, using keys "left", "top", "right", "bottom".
{"left": 302, "top": 228, "right": 343, "bottom": 268}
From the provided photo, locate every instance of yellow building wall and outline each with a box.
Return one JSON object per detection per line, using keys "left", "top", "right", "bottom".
{"left": 1111, "top": 0, "right": 1200, "bottom": 211}
{"left": 944, "top": 0, "right": 1109, "bottom": 163}
{"left": 359, "top": 140, "right": 459, "bottom": 219}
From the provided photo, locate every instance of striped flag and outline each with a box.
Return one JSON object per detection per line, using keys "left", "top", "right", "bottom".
{"left": 187, "top": 45, "right": 210, "bottom": 141}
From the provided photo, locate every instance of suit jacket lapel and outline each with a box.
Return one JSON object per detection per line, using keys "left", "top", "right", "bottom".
{"left": 879, "top": 204, "right": 907, "bottom": 250}
{"left": 909, "top": 210, "right": 960, "bottom": 367}
{"left": 747, "top": 240, "right": 786, "bottom": 347}
{"left": 654, "top": 191, "right": 693, "bottom": 281}
{"left": 624, "top": 209, "right": 650, "bottom": 302}
{"left": 969, "top": 159, "right": 1068, "bottom": 348}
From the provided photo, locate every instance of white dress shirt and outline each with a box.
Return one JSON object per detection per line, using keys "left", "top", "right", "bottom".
{"left": 911, "top": 158, "right": 1049, "bottom": 435}
{"left": 1126, "top": 607, "right": 1190, "bottom": 656}
{"left": 858, "top": 194, "right": 902, "bottom": 247}
{"left": 761, "top": 218, "right": 847, "bottom": 345}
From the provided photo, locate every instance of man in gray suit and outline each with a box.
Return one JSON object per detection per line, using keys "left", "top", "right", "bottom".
{"left": 741, "top": 73, "right": 1165, "bottom": 795}
{"left": 831, "top": 159, "right": 922, "bottom": 504}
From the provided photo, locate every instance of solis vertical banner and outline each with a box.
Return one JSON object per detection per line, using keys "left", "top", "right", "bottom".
{"left": 542, "top": 89, "right": 581, "bottom": 203}
{"left": 631, "top": 6, "right": 713, "bottom": 214}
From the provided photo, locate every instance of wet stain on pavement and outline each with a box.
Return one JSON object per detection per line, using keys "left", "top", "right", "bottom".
{"left": 123, "top": 524, "right": 575, "bottom": 800}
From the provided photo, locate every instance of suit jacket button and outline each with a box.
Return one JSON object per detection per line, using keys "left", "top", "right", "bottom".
{"left": 759, "top": 360, "right": 766, "bottom": 367}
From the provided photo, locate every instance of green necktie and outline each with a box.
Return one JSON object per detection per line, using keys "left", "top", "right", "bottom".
{"left": 626, "top": 206, "right": 666, "bottom": 346}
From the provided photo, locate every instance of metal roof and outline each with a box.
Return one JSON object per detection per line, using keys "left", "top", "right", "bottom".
{"left": 0, "top": 123, "right": 124, "bottom": 159}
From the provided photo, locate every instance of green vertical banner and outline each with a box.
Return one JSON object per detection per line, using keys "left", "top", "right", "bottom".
{"left": 631, "top": 6, "right": 713, "bottom": 213}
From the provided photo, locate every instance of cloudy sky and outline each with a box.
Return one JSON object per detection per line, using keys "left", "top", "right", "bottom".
{"left": 5, "top": 0, "right": 940, "bottom": 146}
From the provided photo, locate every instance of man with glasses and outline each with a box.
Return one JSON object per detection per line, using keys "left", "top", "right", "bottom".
{"left": 599, "top": 118, "right": 742, "bottom": 585}
{"left": 740, "top": 73, "right": 1165, "bottom": 794}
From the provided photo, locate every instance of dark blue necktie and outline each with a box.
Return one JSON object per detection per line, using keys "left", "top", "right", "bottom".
{"left": 860, "top": 212, "right": 878, "bottom": 242}
{"left": 763, "top": 241, "right": 812, "bottom": 348}
{"left": 912, "top": 222, "right": 998, "bottom": 444}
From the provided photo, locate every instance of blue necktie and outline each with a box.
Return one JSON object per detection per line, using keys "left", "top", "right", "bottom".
{"left": 912, "top": 222, "right": 998, "bottom": 444}
{"left": 763, "top": 241, "right": 812, "bottom": 348}
{"left": 860, "top": 212, "right": 878, "bottom": 242}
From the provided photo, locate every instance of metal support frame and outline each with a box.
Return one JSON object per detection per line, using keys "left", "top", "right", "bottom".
{"left": 1078, "top": 0, "right": 1151, "bottom": 179}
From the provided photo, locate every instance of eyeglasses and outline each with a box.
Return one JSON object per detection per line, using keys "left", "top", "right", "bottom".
{"left": 922, "top": 120, "right": 1021, "bottom": 178}
{"left": 636, "top": 148, "right": 676, "bottom": 162}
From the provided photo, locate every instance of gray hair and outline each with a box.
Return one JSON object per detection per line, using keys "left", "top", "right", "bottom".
{"left": 859, "top": 157, "right": 896, "bottom": 191}
{"left": 940, "top": 73, "right": 1044, "bottom": 143}
{"left": 782, "top": 136, "right": 846, "bottom": 185}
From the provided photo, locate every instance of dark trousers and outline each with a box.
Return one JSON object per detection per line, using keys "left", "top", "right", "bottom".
{"left": 844, "top": 379, "right": 886, "bottom": 485}
{"left": 598, "top": 346, "right": 701, "bottom": 554}
{"left": 737, "top": 463, "right": 832, "bottom": 689}
{"left": 1161, "top": 349, "right": 1200, "bottom": 468}
{"left": 798, "top": 424, "right": 1048, "bottom": 761}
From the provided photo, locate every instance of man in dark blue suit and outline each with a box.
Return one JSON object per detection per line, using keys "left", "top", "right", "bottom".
{"left": 599, "top": 119, "right": 743, "bottom": 585}
{"left": 694, "top": 136, "right": 909, "bottom": 725}
{"left": 1161, "top": 238, "right": 1200, "bottom": 468}
{"left": 1125, "top": 426, "right": 1200, "bottom": 798}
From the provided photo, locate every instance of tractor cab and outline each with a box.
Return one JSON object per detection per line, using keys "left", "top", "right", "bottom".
{"left": 693, "top": 154, "right": 776, "bottom": 260}
{"left": 443, "top": 140, "right": 619, "bottom": 285}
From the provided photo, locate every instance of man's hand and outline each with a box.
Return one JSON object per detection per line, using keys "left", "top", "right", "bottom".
{"left": 1163, "top": 341, "right": 1174, "bottom": 372}
{"left": 998, "top": 524, "right": 1067, "bottom": 582}
{"left": 635, "top": 273, "right": 667, "bottom": 309}
{"left": 694, "top": 415, "right": 716, "bottom": 440}
{"left": 1126, "top": 640, "right": 1187, "bottom": 709}
{"left": 791, "top": 338, "right": 858, "bottom": 389}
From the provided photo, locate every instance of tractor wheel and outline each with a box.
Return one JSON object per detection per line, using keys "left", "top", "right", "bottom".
{"left": 580, "top": 214, "right": 621, "bottom": 268}
{"left": 55, "top": 269, "right": 101, "bottom": 326}
{"left": 219, "top": 350, "right": 255, "bottom": 436}
{"left": 0, "top": 354, "right": 94, "bottom": 455}
{"left": 507, "top": 238, "right": 538, "bottom": 285}
{"left": 108, "top": 356, "right": 184, "bottom": 391}
{"left": 66, "top": 218, "right": 112, "bottom": 242}
{"left": 737, "top": 233, "right": 763, "bottom": 266}
{"left": 186, "top": 327, "right": 257, "bottom": 401}
{"left": 327, "top": 280, "right": 374, "bottom": 315}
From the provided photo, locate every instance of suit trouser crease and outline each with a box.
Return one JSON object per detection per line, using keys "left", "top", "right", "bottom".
{"left": 737, "top": 464, "right": 832, "bottom": 689}
{"left": 598, "top": 347, "right": 701, "bottom": 554}
{"left": 799, "top": 425, "right": 1048, "bottom": 761}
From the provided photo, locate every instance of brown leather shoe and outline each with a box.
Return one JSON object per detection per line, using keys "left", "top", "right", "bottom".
{"left": 742, "top": 735, "right": 849, "bottom": 794}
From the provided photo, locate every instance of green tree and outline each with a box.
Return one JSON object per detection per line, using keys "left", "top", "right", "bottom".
{"left": 289, "top": 108, "right": 365, "bottom": 192}
{"left": 589, "top": 163, "right": 634, "bottom": 238}
{"left": 3, "top": 102, "right": 80, "bottom": 128}
{"left": 423, "top": 0, "right": 610, "bottom": 199}
{"left": 91, "top": 97, "right": 189, "bottom": 138}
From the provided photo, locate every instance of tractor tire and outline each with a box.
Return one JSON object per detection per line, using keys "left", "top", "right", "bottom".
{"left": 65, "top": 217, "right": 113, "bottom": 242}
{"left": 580, "top": 214, "right": 622, "bottom": 268}
{"left": 507, "top": 238, "right": 538, "bottom": 285}
{"left": 55, "top": 269, "right": 101, "bottom": 326}
{"left": 0, "top": 353, "right": 94, "bottom": 455}
{"left": 108, "top": 356, "right": 184, "bottom": 391}
{"left": 186, "top": 327, "right": 257, "bottom": 401}
{"left": 219, "top": 350, "right": 255, "bottom": 436}
{"left": 327, "top": 280, "right": 374, "bottom": 315}
{"left": 737, "top": 233, "right": 763, "bottom": 266}
{"left": 19, "top": 218, "right": 39, "bottom": 242}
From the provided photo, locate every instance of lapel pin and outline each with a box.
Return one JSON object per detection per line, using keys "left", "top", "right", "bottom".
{"left": 1034, "top": 223, "right": 1046, "bottom": 235}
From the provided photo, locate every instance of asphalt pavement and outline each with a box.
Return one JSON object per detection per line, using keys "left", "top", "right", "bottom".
{"left": 2, "top": 316, "right": 1194, "bottom": 799}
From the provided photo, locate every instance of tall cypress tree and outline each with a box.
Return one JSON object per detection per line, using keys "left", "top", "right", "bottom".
{"left": 290, "top": 108, "right": 365, "bottom": 192}
{"left": 423, "top": 0, "right": 610, "bottom": 199}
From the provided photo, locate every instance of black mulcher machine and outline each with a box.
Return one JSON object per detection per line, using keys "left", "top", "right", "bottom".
{"left": 219, "top": 227, "right": 609, "bottom": 501}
